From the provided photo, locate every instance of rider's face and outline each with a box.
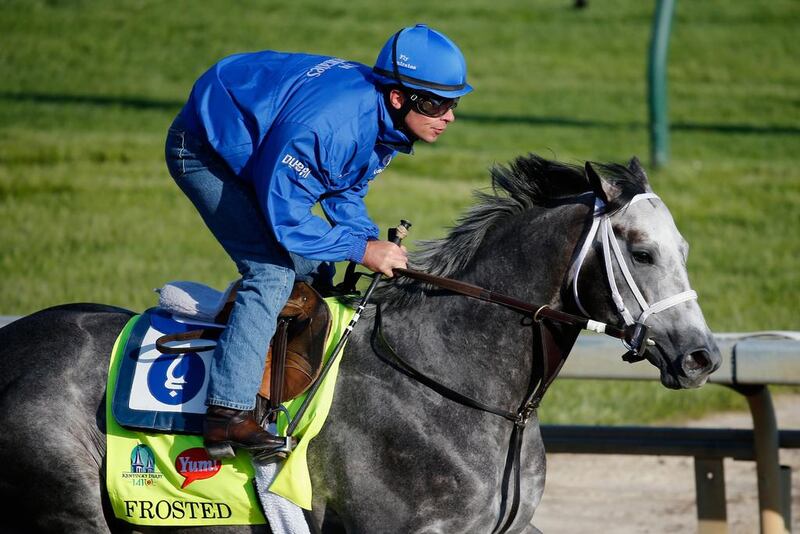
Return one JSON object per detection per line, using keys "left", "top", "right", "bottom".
{"left": 389, "top": 89, "right": 456, "bottom": 143}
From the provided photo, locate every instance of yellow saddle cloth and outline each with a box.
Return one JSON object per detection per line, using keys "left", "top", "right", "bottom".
{"left": 105, "top": 298, "right": 355, "bottom": 526}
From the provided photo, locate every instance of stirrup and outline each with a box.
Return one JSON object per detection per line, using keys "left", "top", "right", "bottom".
{"left": 260, "top": 405, "right": 291, "bottom": 428}
{"left": 205, "top": 434, "right": 296, "bottom": 461}
{"left": 205, "top": 442, "right": 237, "bottom": 460}
{"left": 252, "top": 436, "right": 296, "bottom": 463}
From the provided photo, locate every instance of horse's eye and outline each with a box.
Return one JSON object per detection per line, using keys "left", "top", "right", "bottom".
{"left": 632, "top": 251, "right": 654, "bottom": 264}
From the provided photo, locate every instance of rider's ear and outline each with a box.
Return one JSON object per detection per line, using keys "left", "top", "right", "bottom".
{"left": 585, "top": 161, "right": 621, "bottom": 204}
{"left": 627, "top": 157, "right": 653, "bottom": 192}
{"left": 388, "top": 89, "right": 405, "bottom": 110}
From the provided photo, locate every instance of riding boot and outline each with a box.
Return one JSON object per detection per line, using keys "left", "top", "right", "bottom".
{"left": 203, "top": 405, "right": 292, "bottom": 462}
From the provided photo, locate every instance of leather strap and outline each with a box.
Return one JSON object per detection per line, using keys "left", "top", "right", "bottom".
{"left": 370, "top": 304, "right": 572, "bottom": 533}
{"left": 370, "top": 305, "right": 518, "bottom": 423}
{"left": 392, "top": 268, "right": 630, "bottom": 341}
{"left": 529, "top": 320, "right": 571, "bottom": 409}
{"left": 371, "top": 307, "right": 569, "bottom": 422}
{"left": 269, "top": 319, "right": 290, "bottom": 411}
{"left": 492, "top": 424, "right": 524, "bottom": 534}
{"left": 155, "top": 329, "right": 219, "bottom": 354}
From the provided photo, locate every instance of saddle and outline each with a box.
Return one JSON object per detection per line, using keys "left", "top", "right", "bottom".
{"left": 157, "top": 281, "right": 331, "bottom": 410}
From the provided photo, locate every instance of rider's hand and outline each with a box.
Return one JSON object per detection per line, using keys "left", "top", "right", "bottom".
{"left": 361, "top": 240, "right": 408, "bottom": 277}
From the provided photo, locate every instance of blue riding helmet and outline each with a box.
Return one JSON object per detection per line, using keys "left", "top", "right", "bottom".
{"left": 373, "top": 24, "right": 473, "bottom": 99}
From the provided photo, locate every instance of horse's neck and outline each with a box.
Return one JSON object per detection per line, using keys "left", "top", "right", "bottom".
{"left": 461, "top": 203, "right": 589, "bottom": 300}
{"left": 379, "top": 203, "right": 588, "bottom": 410}
{"left": 379, "top": 297, "right": 531, "bottom": 408}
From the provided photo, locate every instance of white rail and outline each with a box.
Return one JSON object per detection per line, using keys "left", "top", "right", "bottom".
{"left": 558, "top": 331, "right": 800, "bottom": 534}
{"left": 565, "top": 331, "right": 800, "bottom": 385}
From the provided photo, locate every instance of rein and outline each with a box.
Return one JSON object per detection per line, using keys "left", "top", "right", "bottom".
{"left": 370, "top": 299, "right": 562, "bottom": 534}
{"left": 393, "top": 267, "right": 632, "bottom": 342}
{"left": 374, "top": 268, "right": 587, "bottom": 534}
{"left": 377, "top": 268, "right": 582, "bottom": 420}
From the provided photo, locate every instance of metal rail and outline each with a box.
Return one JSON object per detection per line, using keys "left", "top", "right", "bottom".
{"left": 542, "top": 392, "right": 794, "bottom": 533}
{"left": 555, "top": 332, "right": 800, "bottom": 534}
{"left": 541, "top": 425, "right": 800, "bottom": 460}
{"left": 542, "top": 419, "right": 798, "bottom": 531}
{"left": 744, "top": 386, "right": 788, "bottom": 533}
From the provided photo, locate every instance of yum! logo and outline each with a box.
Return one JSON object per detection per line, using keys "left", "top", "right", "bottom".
{"left": 175, "top": 448, "right": 221, "bottom": 488}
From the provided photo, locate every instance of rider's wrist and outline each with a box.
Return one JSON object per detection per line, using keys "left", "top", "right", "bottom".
{"left": 347, "top": 237, "right": 368, "bottom": 264}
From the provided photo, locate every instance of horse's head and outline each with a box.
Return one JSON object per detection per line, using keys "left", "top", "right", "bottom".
{"left": 383, "top": 153, "right": 720, "bottom": 389}
{"left": 570, "top": 158, "right": 720, "bottom": 389}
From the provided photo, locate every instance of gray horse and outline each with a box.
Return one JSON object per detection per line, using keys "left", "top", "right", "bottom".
{"left": 0, "top": 154, "right": 720, "bottom": 533}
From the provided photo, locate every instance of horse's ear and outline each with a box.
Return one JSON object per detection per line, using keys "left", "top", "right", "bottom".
{"left": 585, "top": 161, "right": 621, "bottom": 204}
{"left": 627, "top": 156, "right": 653, "bottom": 192}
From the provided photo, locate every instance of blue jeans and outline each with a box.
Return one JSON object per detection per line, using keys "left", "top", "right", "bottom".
{"left": 165, "top": 114, "right": 332, "bottom": 410}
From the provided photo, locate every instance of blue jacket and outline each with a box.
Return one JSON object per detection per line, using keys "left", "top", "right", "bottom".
{"left": 180, "top": 51, "right": 413, "bottom": 263}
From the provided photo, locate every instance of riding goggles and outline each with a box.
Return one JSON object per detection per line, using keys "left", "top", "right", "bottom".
{"left": 407, "top": 91, "right": 459, "bottom": 118}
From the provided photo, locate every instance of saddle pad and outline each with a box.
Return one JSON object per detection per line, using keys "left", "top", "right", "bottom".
{"left": 106, "top": 299, "right": 356, "bottom": 523}
{"left": 112, "top": 308, "right": 220, "bottom": 433}
{"left": 106, "top": 315, "right": 266, "bottom": 526}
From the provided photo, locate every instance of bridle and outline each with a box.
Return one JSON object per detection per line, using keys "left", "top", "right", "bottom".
{"left": 369, "top": 191, "right": 700, "bottom": 533}
{"left": 569, "top": 192, "right": 698, "bottom": 361}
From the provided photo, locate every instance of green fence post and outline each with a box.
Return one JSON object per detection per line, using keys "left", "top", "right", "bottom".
{"left": 648, "top": 0, "right": 676, "bottom": 168}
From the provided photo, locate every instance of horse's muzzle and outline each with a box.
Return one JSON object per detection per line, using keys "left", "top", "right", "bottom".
{"left": 679, "top": 346, "right": 721, "bottom": 387}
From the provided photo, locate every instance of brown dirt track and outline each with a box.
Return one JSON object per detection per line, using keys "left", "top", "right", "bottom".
{"left": 534, "top": 395, "right": 800, "bottom": 533}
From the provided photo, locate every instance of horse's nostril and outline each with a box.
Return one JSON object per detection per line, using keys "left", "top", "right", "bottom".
{"left": 684, "top": 350, "right": 710, "bottom": 372}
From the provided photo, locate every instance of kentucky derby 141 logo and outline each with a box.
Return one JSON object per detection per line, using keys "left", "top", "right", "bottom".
{"left": 122, "top": 444, "right": 164, "bottom": 487}
{"left": 175, "top": 448, "right": 221, "bottom": 488}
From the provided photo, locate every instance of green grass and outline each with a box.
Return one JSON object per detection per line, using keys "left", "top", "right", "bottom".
{"left": 1, "top": 0, "right": 798, "bottom": 425}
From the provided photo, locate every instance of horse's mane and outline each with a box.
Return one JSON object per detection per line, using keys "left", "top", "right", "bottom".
{"left": 375, "top": 153, "right": 646, "bottom": 308}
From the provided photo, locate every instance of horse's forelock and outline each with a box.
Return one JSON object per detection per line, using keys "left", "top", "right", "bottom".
{"left": 593, "top": 162, "right": 650, "bottom": 213}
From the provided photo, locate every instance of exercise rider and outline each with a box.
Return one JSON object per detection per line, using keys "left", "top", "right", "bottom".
{"left": 164, "top": 24, "right": 472, "bottom": 460}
